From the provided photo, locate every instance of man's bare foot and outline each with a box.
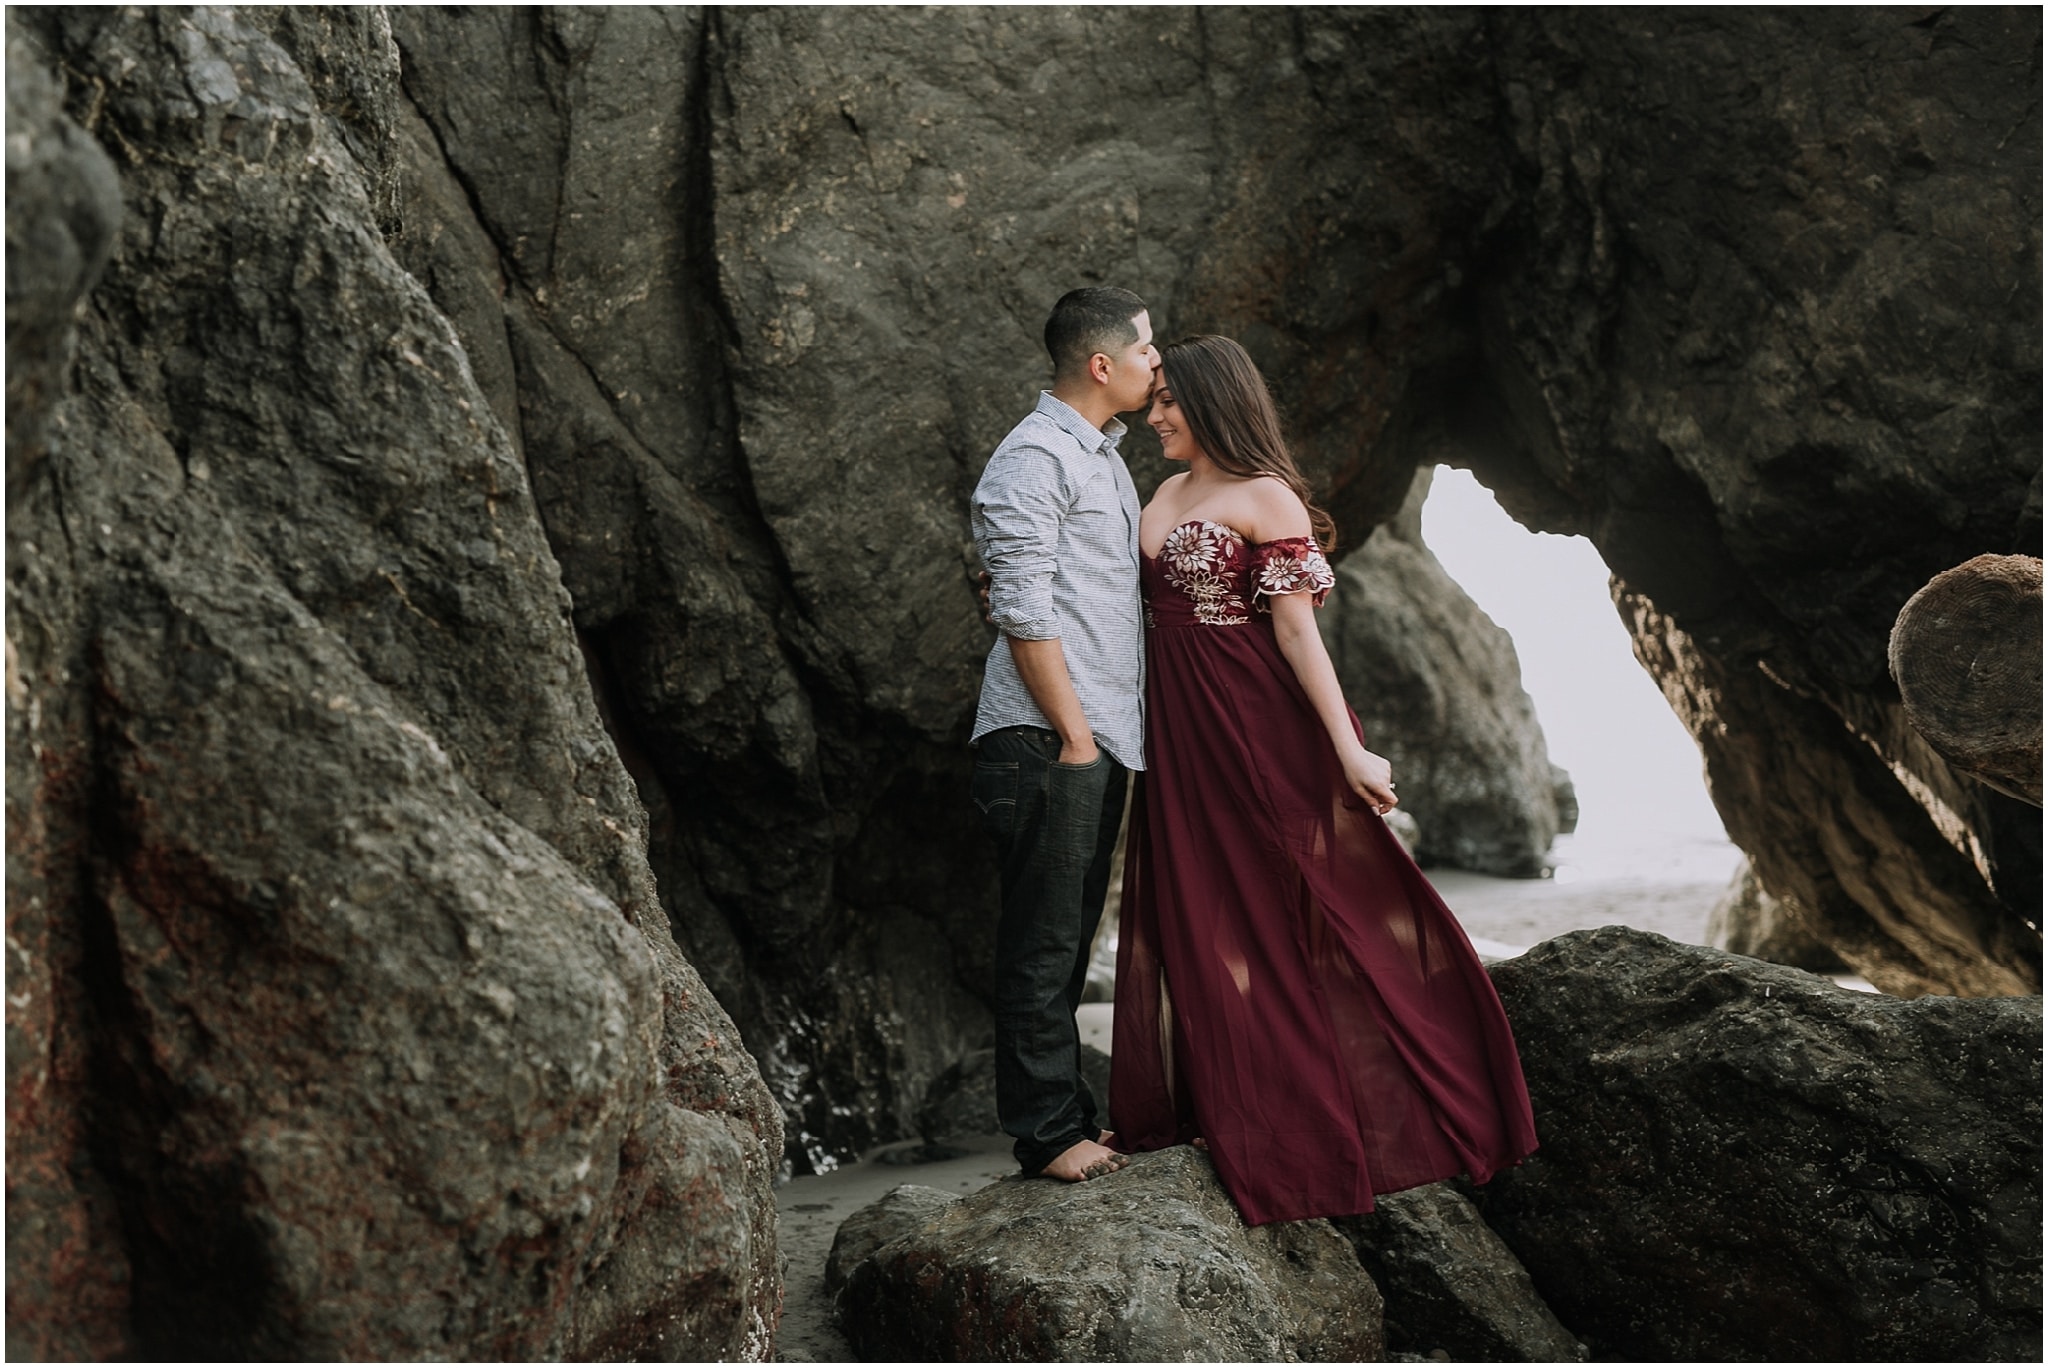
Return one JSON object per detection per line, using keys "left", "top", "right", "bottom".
{"left": 1192, "top": 1137, "right": 1209, "bottom": 1151}
{"left": 1039, "top": 1137, "right": 1128, "bottom": 1182}
{"left": 1098, "top": 1129, "right": 1116, "bottom": 1147}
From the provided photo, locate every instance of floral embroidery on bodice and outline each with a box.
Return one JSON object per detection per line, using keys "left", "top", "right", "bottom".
{"left": 1161, "top": 520, "right": 1254, "bottom": 624}
{"left": 1146, "top": 519, "right": 1336, "bottom": 628}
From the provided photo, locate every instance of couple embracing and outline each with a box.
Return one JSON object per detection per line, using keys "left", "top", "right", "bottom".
{"left": 968, "top": 287, "right": 1538, "bottom": 1225}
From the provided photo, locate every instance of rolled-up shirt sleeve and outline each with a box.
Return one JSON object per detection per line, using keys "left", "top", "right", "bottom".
{"left": 973, "top": 444, "right": 1070, "bottom": 641}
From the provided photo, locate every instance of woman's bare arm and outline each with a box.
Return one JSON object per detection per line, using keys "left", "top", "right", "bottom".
{"left": 1269, "top": 592, "right": 1398, "bottom": 813}
{"left": 1237, "top": 478, "right": 1395, "bottom": 811}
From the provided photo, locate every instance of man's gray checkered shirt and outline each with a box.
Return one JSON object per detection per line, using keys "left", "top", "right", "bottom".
{"left": 970, "top": 391, "right": 1147, "bottom": 770}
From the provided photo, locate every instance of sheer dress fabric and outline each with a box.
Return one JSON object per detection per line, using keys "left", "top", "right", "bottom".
{"left": 1110, "top": 519, "right": 1539, "bottom": 1226}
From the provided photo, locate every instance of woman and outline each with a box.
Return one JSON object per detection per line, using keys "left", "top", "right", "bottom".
{"left": 1109, "top": 335, "right": 1538, "bottom": 1226}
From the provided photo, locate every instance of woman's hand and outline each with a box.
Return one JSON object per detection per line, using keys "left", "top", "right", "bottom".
{"left": 1341, "top": 745, "right": 1398, "bottom": 814}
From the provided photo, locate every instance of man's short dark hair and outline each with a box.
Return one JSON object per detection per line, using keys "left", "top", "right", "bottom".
{"left": 1045, "top": 287, "right": 1147, "bottom": 379}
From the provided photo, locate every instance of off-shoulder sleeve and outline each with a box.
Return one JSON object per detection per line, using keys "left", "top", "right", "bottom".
{"left": 1249, "top": 536, "right": 1336, "bottom": 609}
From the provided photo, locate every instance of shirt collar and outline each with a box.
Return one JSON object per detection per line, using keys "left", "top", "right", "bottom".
{"left": 1036, "top": 391, "right": 1126, "bottom": 455}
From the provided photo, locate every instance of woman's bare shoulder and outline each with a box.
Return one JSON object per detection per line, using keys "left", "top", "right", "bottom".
{"left": 1238, "top": 475, "right": 1311, "bottom": 541}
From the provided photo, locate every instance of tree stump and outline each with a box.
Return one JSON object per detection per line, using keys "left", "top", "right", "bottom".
{"left": 1889, "top": 554, "right": 2043, "bottom": 806}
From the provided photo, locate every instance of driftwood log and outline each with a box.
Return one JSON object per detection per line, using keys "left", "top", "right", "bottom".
{"left": 1889, "top": 555, "right": 2044, "bottom": 807}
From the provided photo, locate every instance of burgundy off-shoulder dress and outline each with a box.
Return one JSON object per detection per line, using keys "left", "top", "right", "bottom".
{"left": 1109, "top": 519, "right": 1539, "bottom": 1226}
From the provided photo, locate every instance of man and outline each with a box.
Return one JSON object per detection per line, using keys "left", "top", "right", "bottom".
{"left": 969, "top": 287, "right": 1157, "bottom": 1182}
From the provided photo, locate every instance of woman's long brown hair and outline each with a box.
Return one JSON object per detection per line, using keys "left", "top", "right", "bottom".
{"left": 1158, "top": 335, "right": 1338, "bottom": 554}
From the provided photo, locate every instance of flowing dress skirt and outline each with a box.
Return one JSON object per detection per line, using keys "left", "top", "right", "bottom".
{"left": 1110, "top": 543, "right": 1538, "bottom": 1226}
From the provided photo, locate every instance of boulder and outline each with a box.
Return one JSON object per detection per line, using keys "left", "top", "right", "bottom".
{"left": 822, "top": 1184, "right": 960, "bottom": 1298}
{"left": 5, "top": 10, "right": 778, "bottom": 1359}
{"left": 1323, "top": 468, "right": 1566, "bottom": 876}
{"left": 1705, "top": 857, "right": 1850, "bottom": 974}
{"left": 1334, "top": 1183, "right": 1586, "bottom": 1363}
{"left": 1478, "top": 927, "right": 2042, "bottom": 1361}
{"left": 1890, "top": 554, "right": 2043, "bottom": 807}
{"left": 837, "top": 1147, "right": 1383, "bottom": 1361}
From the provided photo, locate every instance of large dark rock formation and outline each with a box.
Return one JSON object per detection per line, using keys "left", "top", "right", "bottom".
{"left": 1322, "top": 468, "right": 1566, "bottom": 876}
{"left": 5, "top": 10, "right": 777, "bottom": 1359}
{"left": 1480, "top": 928, "right": 2042, "bottom": 1361}
{"left": 386, "top": 4, "right": 2038, "bottom": 1163}
{"left": 386, "top": 4, "right": 1005, "bottom": 1176}
{"left": 1513, "top": 12, "right": 2042, "bottom": 997}
{"left": 5, "top": 22, "right": 127, "bottom": 1362}
{"left": 836, "top": 1148, "right": 1384, "bottom": 1362}
{"left": 11, "top": 8, "right": 2039, "bottom": 1344}
{"left": 1626, "top": 590, "right": 2036, "bottom": 997}
{"left": 384, "top": 5, "right": 2037, "bottom": 1171}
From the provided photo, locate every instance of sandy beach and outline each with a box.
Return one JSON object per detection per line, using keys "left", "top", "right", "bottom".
{"left": 775, "top": 830, "right": 1771, "bottom": 1361}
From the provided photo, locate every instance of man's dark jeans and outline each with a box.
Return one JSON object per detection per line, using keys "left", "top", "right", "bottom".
{"left": 971, "top": 725, "right": 1128, "bottom": 1174}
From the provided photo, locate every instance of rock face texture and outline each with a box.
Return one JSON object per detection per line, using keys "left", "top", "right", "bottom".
{"left": 11, "top": 6, "right": 2040, "bottom": 1347}
{"left": 1480, "top": 928, "right": 2042, "bottom": 1362}
{"left": 1626, "top": 590, "right": 2037, "bottom": 997}
{"left": 5, "top": 21, "right": 128, "bottom": 1363}
{"left": 1706, "top": 857, "right": 1851, "bottom": 973}
{"left": 836, "top": 1147, "right": 1384, "bottom": 1362}
{"left": 6, "top": 10, "right": 777, "bottom": 1360}
{"left": 1322, "top": 468, "right": 1566, "bottom": 876}
{"left": 1334, "top": 1183, "right": 1585, "bottom": 1363}
{"left": 386, "top": 3, "right": 1005, "bottom": 1176}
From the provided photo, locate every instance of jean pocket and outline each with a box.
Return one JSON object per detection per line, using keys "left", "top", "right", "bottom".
{"left": 971, "top": 759, "right": 1021, "bottom": 842}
